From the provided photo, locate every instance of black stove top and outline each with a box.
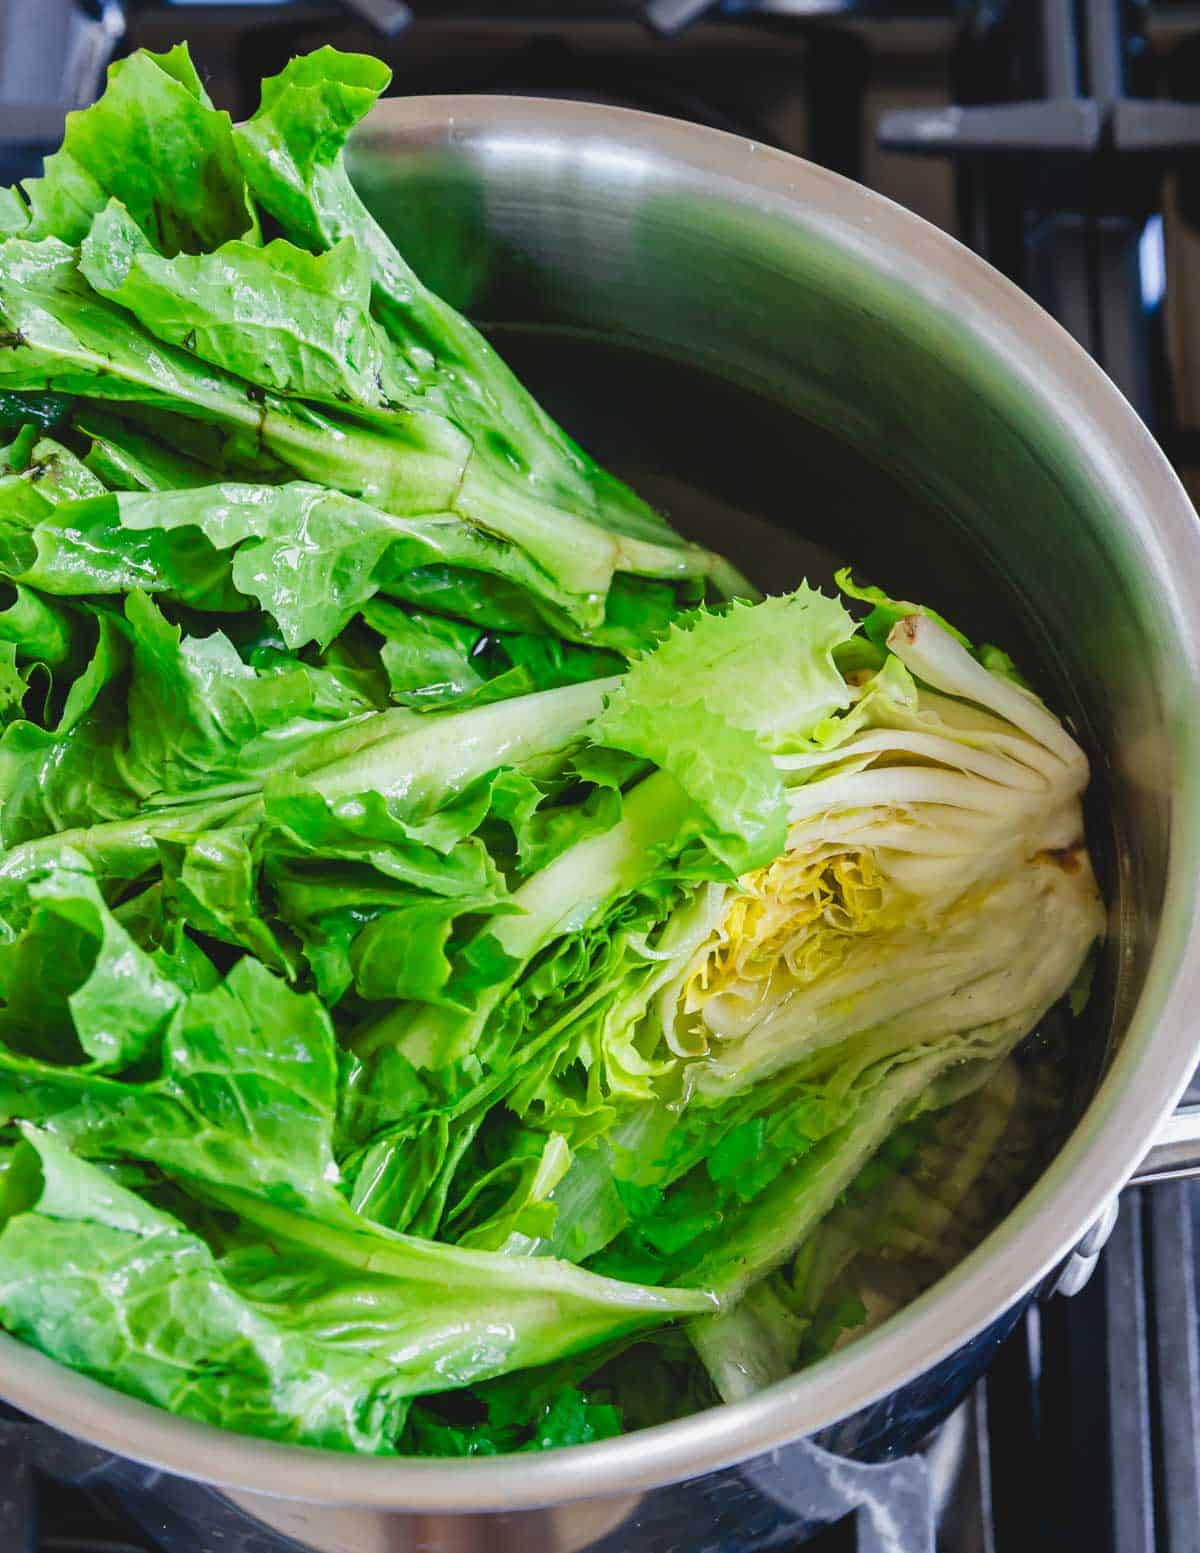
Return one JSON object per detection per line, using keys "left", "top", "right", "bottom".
{"left": 2, "top": 2, "right": 1200, "bottom": 1550}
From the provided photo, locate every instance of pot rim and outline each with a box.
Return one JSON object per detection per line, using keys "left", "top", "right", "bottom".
{"left": 3, "top": 91, "right": 1199, "bottom": 1513}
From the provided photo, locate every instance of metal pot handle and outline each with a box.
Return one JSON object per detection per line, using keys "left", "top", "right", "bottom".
{"left": 1127, "top": 1103, "right": 1200, "bottom": 1186}
{"left": 1049, "top": 1102, "right": 1200, "bottom": 1297}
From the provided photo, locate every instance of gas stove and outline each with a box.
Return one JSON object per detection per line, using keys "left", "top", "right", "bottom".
{"left": 2, "top": 2, "right": 1200, "bottom": 1549}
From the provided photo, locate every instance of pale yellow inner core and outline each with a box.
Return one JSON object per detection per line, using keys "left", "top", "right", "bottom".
{"left": 683, "top": 846, "right": 898, "bottom": 1022}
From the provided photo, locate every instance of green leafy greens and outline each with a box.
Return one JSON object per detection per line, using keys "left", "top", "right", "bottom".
{"left": 0, "top": 43, "right": 1103, "bottom": 1459}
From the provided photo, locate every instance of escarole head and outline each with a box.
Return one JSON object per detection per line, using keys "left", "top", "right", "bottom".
{"left": 655, "top": 614, "right": 1104, "bottom": 1097}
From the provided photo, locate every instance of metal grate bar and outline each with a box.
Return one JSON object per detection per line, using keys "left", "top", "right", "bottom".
{"left": 0, "top": 1452, "right": 35, "bottom": 1553}
{"left": 1146, "top": 1183, "right": 1200, "bottom": 1552}
{"left": 1104, "top": 1194, "right": 1156, "bottom": 1553}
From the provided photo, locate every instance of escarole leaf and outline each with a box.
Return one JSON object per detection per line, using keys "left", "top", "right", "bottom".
{"left": 684, "top": 1047, "right": 968, "bottom": 1306}
{"left": 77, "top": 409, "right": 217, "bottom": 492}
{"left": 232, "top": 47, "right": 742, "bottom": 596}
{"left": 694, "top": 1063, "right": 1023, "bottom": 1401}
{"left": 116, "top": 590, "right": 376, "bottom": 801}
{"left": 0, "top": 846, "right": 182, "bottom": 1069}
{"left": 0, "top": 1127, "right": 711, "bottom": 1452}
{"left": 0, "top": 237, "right": 473, "bottom": 515}
{"left": 11, "top": 46, "right": 257, "bottom": 252}
{"left": 0, "top": 950, "right": 349, "bottom": 1217}
{"left": 0, "top": 583, "right": 77, "bottom": 671}
{"left": 362, "top": 600, "right": 622, "bottom": 709}
{"left": 835, "top": 566, "right": 1029, "bottom": 687}
{"left": 81, "top": 201, "right": 414, "bottom": 412}
{"left": 260, "top": 772, "right": 520, "bottom": 1005}
{"left": 593, "top": 589, "right": 856, "bottom": 871}
{"left": 599, "top": 588, "right": 855, "bottom": 754}
{"left": 156, "top": 828, "right": 297, "bottom": 977}
{"left": 231, "top": 49, "right": 587, "bottom": 481}
{"left": 0, "top": 433, "right": 103, "bottom": 503}
{"left": 0, "top": 1128, "right": 411, "bottom": 1452}
{"left": 0, "top": 612, "right": 139, "bottom": 848}
{"left": 0, "top": 232, "right": 727, "bottom": 629}
{"left": 0, "top": 490, "right": 241, "bottom": 610}
{"left": 101, "top": 481, "right": 624, "bottom": 652}
{"left": 835, "top": 566, "right": 972, "bottom": 650}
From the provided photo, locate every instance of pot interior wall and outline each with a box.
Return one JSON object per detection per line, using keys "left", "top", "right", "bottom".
{"left": 348, "top": 117, "right": 1165, "bottom": 1168}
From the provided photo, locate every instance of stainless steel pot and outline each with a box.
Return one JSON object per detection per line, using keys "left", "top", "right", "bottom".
{"left": 4, "top": 94, "right": 1200, "bottom": 1553}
